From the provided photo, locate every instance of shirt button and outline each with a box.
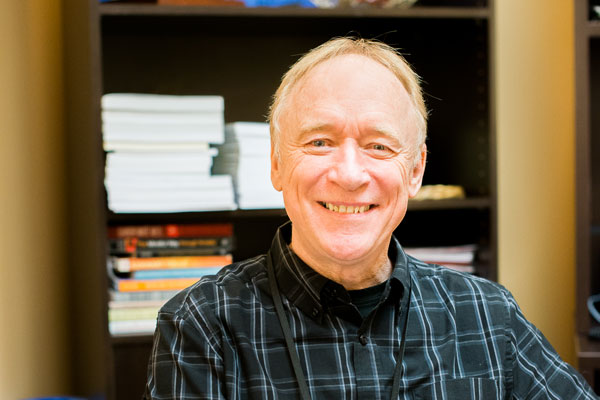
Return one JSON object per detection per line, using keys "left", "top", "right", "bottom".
{"left": 359, "top": 334, "right": 368, "bottom": 345}
{"left": 311, "top": 308, "right": 319, "bottom": 317}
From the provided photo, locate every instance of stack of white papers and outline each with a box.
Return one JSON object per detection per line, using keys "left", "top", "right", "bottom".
{"left": 213, "top": 122, "right": 284, "bottom": 209}
{"left": 404, "top": 244, "right": 477, "bottom": 273}
{"left": 102, "top": 93, "right": 236, "bottom": 213}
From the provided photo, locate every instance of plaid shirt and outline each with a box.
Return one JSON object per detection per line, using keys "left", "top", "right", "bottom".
{"left": 144, "top": 223, "right": 597, "bottom": 399}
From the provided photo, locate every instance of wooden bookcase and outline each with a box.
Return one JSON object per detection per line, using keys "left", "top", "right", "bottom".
{"left": 575, "top": 0, "right": 600, "bottom": 391}
{"left": 63, "top": 1, "right": 496, "bottom": 398}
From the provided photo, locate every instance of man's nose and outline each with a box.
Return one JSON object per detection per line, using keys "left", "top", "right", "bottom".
{"left": 327, "top": 141, "right": 370, "bottom": 191}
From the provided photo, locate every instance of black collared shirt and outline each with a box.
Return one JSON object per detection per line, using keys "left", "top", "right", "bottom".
{"left": 144, "top": 223, "right": 596, "bottom": 399}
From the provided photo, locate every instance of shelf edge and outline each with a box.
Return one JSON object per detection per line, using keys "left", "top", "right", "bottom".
{"left": 99, "top": 4, "right": 490, "bottom": 19}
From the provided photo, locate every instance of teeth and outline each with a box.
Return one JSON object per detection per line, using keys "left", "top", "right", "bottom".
{"left": 322, "top": 202, "right": 371, "bottom": 214}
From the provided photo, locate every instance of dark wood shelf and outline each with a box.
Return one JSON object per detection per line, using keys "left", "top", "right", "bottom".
{"left": 99, "top": 4, "right": 489, "bottom": 19}
{"left": 108, "top": 208, "right": 289, "bottom": 224}
{"left": 408, "top": 196, "right": 491, "bottom": 211}
{"left": 111, "top": 333, "right": 154, "bottom": 345}
{"left": 589, "top": 21, "right": 600, "bottom": 37}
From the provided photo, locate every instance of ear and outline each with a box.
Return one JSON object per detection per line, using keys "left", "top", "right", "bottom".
{"left": 407, "top": 144, "right": 427, "bottom": 198}
{"left": 271, "top": 141, "right": 283, "bottom": 192}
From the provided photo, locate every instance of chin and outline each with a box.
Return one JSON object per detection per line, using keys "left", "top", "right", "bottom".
{"left": 322, "top": 238, "right": 379, "bottom": 263}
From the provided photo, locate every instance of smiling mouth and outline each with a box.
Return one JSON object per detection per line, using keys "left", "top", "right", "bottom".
{"left": 317, "top": 201, "right": 376, "bottom": 214}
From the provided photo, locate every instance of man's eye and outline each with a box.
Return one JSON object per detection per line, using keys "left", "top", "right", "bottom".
{"left": 372, "top": 144, "right": 387, "bottom": 151}
{"left": 311, "top": 140, "right": 326, "bottom": 147}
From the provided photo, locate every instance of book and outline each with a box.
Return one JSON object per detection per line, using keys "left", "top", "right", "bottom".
{"left": 132, "top": 266, "right": 223, "bottom": 279}
{"left": 112, "top": 276, "right": 201, "bottom": 292}
{"left": 108, "top": 223, "right": 233, "bottom": 239}
{"left": 102, "top": 110, "right": 225, "bottom": 125}
{"left": 403, "top": 244, "right": 477, "bottom": 265}
{"left": 109, "top": 236, "right": 234, "bottom": 256}
{"left": 107, "top": 200, "right": 237, "bottom": 214}
{"left": 109, "top": 306, "right": 162, "bottom": 322}
{"left": 103, "top": 141, "right": 210, "bottom": 152}
{"left": 109, "top": 319, "right": 158, "bottom": 335}
{"left": 112, "top": 254, "right": 233, "bottom": 272}
{"left": 109, "top": 299, "right": 168, "bottom": 309}
{"left": 108, "top": 289, "right": 180, "bottom": 302}
{"left": 102, "top": 93, "right": 224, "bottom": 113}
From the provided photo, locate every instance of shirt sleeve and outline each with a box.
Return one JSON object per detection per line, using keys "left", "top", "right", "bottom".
{"left": 144, "top": 305, "right": 227, "bottom": 400}
{"left": 507, "top": 292, "right": 598, "bottom": 399}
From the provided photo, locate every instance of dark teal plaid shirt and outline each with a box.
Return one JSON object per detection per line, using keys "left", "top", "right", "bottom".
{"left": 145, "top": 223, "right": 597, "bottom": 399}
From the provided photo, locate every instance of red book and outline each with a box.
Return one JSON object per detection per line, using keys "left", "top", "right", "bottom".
{"left": 112, "top": 254, "right": 233, "bottom": 272}
{"left": 108, "top": 223, "right": 233, "bottom": 239}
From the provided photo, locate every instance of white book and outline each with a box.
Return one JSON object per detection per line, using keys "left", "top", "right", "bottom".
{"left": 105, "top": 174, "right": 234, "bottom": 190}
{"left": 103, "top": 131, "right": 224, "bottom": 144}
{"left": 108, "top": 187, "right": 235, "bottom": 202}
{"left": 109, "top": 319, "right": 157, "bottom": 335}
{"left": 102, "top": 121, "right": 224, "bottom": 143}
{"left": 226, "top": 121, "right": 270, "bottom": 137}
{"left": 104, "top": 141, "right": 210, "bottom": 152}
{"left": 108, "top": 201, "right": 237, "bottom": 213}
{"left": 102, "top": 110, "right": 223, "bottom": 124}
{"left": 404, "top": 244, "right": 477, "bottom": 264}
{"left": 106, "top": 152, "right": 216, "bottom": 174}
{"left": 106, "top": 150, "right": 217, "bottom": 164}
{"left": 218, "top": 139, "right": 271, "bottom": 156}
{"left": 102, "top": 93, "right": 224, "bottom": 113}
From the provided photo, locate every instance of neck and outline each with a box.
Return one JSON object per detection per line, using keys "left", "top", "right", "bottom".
{"left": 290, "top": 243, "right": 393, "bottom": 290}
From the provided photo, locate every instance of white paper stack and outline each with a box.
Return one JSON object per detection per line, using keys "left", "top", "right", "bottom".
{"left": 404, "top": 244, "right": 477, "bottom": 273}
{"left": 102, "top": 93, "right": 236, "bottom": 213}
{"left": 212, "top": 122, "right": 284, "bottom": 209}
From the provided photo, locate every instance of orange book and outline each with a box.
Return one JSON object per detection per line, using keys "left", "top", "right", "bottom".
{"left": 113, "top": 254, "right": 233, "bottom": 272}
{"left": 115, "top": 277, "right": 200, "bottom": 292}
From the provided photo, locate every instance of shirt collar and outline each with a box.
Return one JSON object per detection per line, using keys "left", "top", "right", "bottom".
{"left": 269, "top": 221, "right": 411, "bottom": 323}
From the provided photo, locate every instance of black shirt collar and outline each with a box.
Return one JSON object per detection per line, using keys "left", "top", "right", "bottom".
{"left": 269, "top": 222, "right": 410, "bottom": 323}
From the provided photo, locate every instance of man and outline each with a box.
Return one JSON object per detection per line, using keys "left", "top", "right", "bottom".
{"left": 144, "top": 38, "right": 597, "bottom": 399}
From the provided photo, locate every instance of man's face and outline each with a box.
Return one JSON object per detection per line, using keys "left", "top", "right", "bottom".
{"left": 271, "top": 54, "right": 426, "bottom": 268}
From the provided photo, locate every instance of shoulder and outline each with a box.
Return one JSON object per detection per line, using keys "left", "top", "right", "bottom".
{"left": 160, "top": 254, "right": 270, "bottom": 321}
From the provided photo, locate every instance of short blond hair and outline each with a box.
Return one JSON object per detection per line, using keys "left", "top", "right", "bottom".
{"left": 268, "top": 37, "right": 428, "bottom": 159}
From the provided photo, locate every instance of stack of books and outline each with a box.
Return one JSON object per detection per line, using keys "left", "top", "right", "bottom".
{"left": 102, "top": 93, "right": 236, "bottom": 213}
{"left": 107, "top": 222, "right": 234, "bottom": 335}
{"left": 404, "top": 244, "right": 477, "bottom": 274}
{"left": 213, "top": 122, "right": 284, "bottom": 209}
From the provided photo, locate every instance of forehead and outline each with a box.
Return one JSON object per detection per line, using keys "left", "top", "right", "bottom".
{"left": 283, "top": 54, "right": 415, "bottom": 137}
{"left": 293, "top": 54, "right": 406, "bottom": 101}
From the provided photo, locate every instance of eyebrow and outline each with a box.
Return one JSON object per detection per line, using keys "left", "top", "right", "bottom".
{"left": 299, "top": 121, "right": 402, "bottom": 140}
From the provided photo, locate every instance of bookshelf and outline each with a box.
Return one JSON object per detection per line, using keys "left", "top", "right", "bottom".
{"left": 63, "top": 1, "right": 496, "bottom": 398}
{"left": 576, "top": 0, "right": 600, "bottom": 390}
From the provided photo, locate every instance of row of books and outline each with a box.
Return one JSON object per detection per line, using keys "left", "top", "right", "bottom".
{"left": 102, "top": 93, "right": 236, "bottom": 213}
{"left": 108, "top": 222, "right": 234, "bottom": 335}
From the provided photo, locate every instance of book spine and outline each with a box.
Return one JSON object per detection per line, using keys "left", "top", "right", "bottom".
{"left": 114, "top": 277, "right": 200, "bottom": 292}
{"left": 109, "top": 236, "right": 233, "bottom": 254}
{"left": 108, "top": 289, "right": 180, "bottom": 302}
{"left": 109, "top": 306, "right": 161, "bottom": 322}
{"left": 132, "top": 267, "right": 222, "bottom": 280}
{"left": 113, "top": 254, "right": 232, "bottom": 272}
{"left": 108, "top": 223, "right": 233, "bottom": 239}
{"left": 109, "top": 319, "right": 158, "bottom": 335}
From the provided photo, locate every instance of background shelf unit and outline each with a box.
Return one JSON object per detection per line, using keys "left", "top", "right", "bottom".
{"left": 576, "top": 0, "right": 600, "bottom": 391}
{"left": 63, "top": 1, "right": 495, "bottom": 398}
